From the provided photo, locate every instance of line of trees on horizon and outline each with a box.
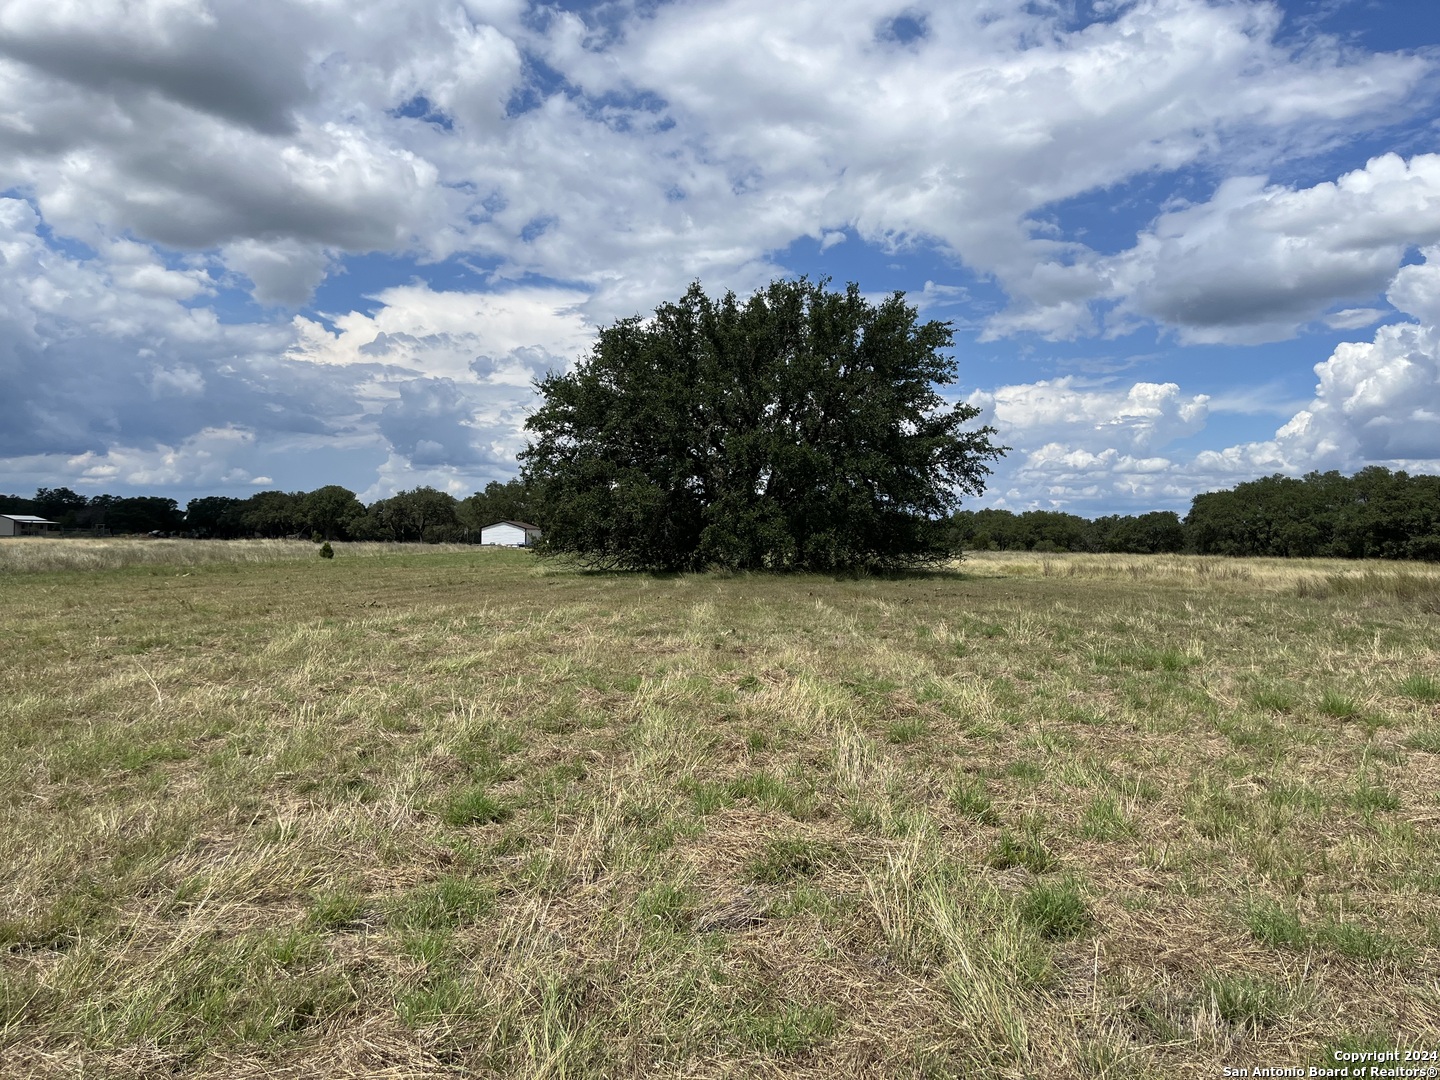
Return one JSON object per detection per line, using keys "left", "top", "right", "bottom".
{"left": 3, "top": 465, "right": 1439, "bottom": 560}
{"left": 952, "top": 467, "right": 1440, "bottom": 560}
{"left": 0, "top": 480, "right": 541, "bottom": 544}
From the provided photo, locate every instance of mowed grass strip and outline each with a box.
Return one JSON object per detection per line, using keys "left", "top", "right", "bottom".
{"left": 2, "top": 542, "right": 1439, "bottom": 1078}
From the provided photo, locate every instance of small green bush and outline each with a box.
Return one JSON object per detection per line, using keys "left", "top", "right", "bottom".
{"left": 318, "top": 541, "right": 335, "bottom": 559}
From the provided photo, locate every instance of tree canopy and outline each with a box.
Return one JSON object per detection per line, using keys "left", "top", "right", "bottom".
{"left": 519, "top": 278, "right": 1005, "bottom": 571}
{"left": 1186, "top": 468, "right": 1440, "bottom": 560}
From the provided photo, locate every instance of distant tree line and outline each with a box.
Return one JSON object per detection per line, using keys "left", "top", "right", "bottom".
{"left": 3, "top": 466, "right": 1439, "bottom": 560}
{"left": 950, "top": 508, "right": 1188, "bottom": 554}
{"left": 0, "top": 479, "right": 540, "bottom": 544}
{"left": 1184, "top": 467, "right": 1440, "bottom": 560}
{"left": 951, "top": 468, "right": 1440, "bottom": 559}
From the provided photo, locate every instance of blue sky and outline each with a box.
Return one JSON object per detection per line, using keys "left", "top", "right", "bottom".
{"left": 3, "top": 0, "right": 1440, "bottom": 515}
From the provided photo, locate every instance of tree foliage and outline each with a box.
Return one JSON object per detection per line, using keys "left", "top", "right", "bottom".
{"left": 949, "top": 509, "right": 1187, "bottom": 554}
{"left": 520, "top": 279, "right": 1005, "bottom": 571}
{"left": 359, "top": 487, "right": 459, "bottom": 542}
{"left": 1186, "top": 468, "right": 1440, "bottom": 559}
{"left": 300, "top": 485, "right": 365, "bottom": 540}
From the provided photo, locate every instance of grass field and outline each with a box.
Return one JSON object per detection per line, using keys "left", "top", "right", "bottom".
{"left": 2, "top": 540, "right": 1438, "bottom": 1078}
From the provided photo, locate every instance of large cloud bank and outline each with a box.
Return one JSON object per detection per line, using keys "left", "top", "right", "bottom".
{"left": 1, "top": 0, "right": 1438, "bottom": 505}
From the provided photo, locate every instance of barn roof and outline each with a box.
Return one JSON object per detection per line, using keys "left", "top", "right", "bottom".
{"left": 1, "top": 514, "right": 58, "bottom": 524}
{"left": 484, "top": 520, "right": 542, "bottom": 530}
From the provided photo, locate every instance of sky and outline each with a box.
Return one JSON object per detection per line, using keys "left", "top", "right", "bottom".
{"left": 3, "top": 0, "right": 1440, "bottom": 515}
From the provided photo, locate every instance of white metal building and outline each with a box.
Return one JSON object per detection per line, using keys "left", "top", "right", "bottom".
{"left": 0, "top": 514, "right": 60, "bottom": 537}
{"left": 480, "top": 520, "right": 543, "bottom": 547}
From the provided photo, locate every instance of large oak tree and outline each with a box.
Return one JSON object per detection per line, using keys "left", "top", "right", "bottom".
{"left": 520, "top": 279, "right": 1004, "bottom": 571}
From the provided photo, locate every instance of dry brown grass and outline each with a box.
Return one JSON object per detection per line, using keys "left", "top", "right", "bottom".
{"left": 965, "top": 548, "right": 1440, "bottom": 593}
{"left": 0, "top": 537, "right": 475, "bottom": 574}
{"left": 2, "top": 546, "right": 1438, "bottom": 1077}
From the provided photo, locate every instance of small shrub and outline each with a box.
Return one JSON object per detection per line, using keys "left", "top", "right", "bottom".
{"left": 318, "top": 541, "right": 335, "bottom": 559}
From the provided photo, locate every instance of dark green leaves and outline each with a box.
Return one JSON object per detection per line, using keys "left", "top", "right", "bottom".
{"left": 521, "top": 279, "right": 1004, "bottom": 572}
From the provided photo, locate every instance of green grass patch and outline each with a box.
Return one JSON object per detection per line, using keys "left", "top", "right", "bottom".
{"left": 884, "top": 717, "right": 928, "bottom": 745}
{"left": 725, "top": 772, "right": 818, "bottom": 819}
{"left": 1244, "top": 898, "right": 1409, "bottom": 961}
{"left": 0, "top": 888, "right": 112, "bottom": 952}
{"left": 1398, "top": 674, "right": 1440, "bottom": 702}
{"left": 635, "top": 882, "right": 695, "bottom": 931}
{"left": 438, "top": 784, "right": 512, "bottom": 827}
{"left": 388, "top": 875, "right": 494, "bottom": 933}
{"left": 734, "top": 1001, "right": 838, "bottom": 1056}
{"left": 1018, "top": 877, "right": 1090, "bottom": 939}
{"left": 1002, "top": 759, "right": 1046, "bottom": 783}
{"left": 1346, "top": 779, "right": 1400, "bottom": 813}
{"left": 1201, "top": 972, "right": 1292, "bottom": 1029}
{"left": 1318, "top": 690, "right": 1360, "bottom": 719}
{"left": 947, "top": 775, "right": 1000, "bottom": 825}
{"left": 1403, "top": 727, "right": 1440, "bottom": 753}
{"left": 746, "top": 836, "right": 836, "bottom": 884}
{"left": 990, "top": 824, "right": 1055, "bottom": 874}
{"left": 1078, "top": 795, "right": 1136, "bottom": 841}
{"left": 304, "top": 887, "right": 365, "bottom": 932}
{"left": 1250, "top": 686, "right": 1299, "bottom": 713}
